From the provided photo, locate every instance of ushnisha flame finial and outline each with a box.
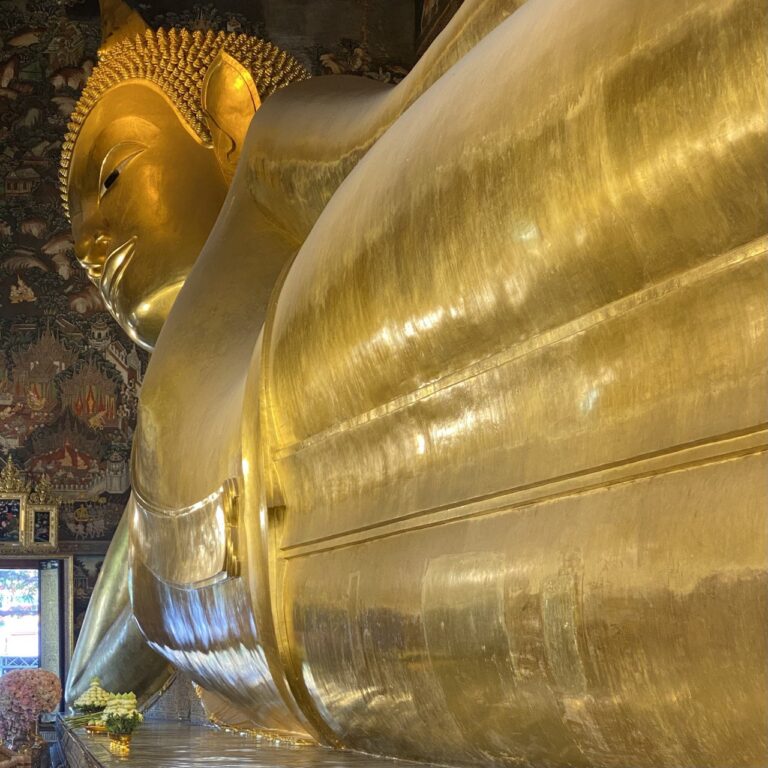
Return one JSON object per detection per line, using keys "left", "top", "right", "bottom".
{"left": 98, "top": 0, "right": 149, "bottom": 50}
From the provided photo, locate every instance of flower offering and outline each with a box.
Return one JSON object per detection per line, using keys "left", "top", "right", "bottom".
{"left": 0, "top": 669, "right": 61, "bottom": 748}
{"left": 101, "top": 693, "right": 143, "bottom": 735}
{"left": 73, "top": 677, "right": 110, "bottom": 714}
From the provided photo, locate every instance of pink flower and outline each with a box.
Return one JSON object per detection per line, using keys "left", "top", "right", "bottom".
{"left": 0, "top": 670, "right": 61, "bottom": 741}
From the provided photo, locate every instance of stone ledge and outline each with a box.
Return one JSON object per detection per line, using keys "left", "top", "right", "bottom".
{"left": 56, "top": 718, "right": 435, "bottom": 768}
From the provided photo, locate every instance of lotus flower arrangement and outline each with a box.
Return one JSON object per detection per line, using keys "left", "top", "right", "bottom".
{"left": 73, "top": 677, "right": 110, "bottom": 714}
{"left": 100, "top": 692, "right": 143, "bottom": 756}
{"left": 101, "top": 693, "right": 143, "bottom": 735}
{"left": 0, "top": 669, "right": 61, "bottom": 749}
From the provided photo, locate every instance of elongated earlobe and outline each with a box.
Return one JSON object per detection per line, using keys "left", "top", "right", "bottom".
{"left": 201, "top": 50, "right": 262, "bottom": 181}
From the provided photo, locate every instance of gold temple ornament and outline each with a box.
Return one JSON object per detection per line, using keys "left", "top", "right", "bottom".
{"left": 108, "top": 732, "right": 131, "bottom": 756}
{"left": 0, "top": 456, "right": 30, "bottom": 494}
{"left": 0, "top": 458, "right": 29, "bottom": 548}
{"left": 27, "top": 474, "right": 60, "bottom": 549}
{"left": 0, "top": 493, "right": 27, "bottom": 548}
{"left": 26, "top": 505, "right": 58, "bottom": 550}
{"left": 0, "top": 463, "right": 60, "bottom": 551}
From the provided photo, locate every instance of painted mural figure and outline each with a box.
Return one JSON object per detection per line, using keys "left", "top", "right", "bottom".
{"left": 63, "top": 0, "right": 767, "bottom": 766}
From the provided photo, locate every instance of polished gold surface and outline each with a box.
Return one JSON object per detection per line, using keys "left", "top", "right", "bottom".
{"left": 67, "top": 508, "right": 171, "bottom": 708}
{"left": 66, "top": 0, "right": 768, "bottom": 764}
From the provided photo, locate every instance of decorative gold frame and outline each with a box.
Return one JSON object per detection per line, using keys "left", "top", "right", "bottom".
{"left": 27, "top": 503, "right": 58, "bottom": 549}
{"left": 0, "top": 491, "right": 28, "bottom": 547}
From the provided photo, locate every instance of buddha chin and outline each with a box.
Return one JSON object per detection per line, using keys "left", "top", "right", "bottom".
{"left": 92, "top": 225, "right": 189, "bottom": 350}
{"left": 116, "top": 275, "right": 186, "bottom": 352}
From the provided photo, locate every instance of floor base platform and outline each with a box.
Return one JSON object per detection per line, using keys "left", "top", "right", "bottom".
{"left": 56, "top": 719, "right": 437, "bottom": 768}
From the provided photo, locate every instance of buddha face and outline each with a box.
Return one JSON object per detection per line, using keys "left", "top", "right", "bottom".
{"left": 68, "top": 83, "right": 228, "bottom": 351}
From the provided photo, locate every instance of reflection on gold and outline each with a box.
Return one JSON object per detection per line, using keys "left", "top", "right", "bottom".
{"left": 65, "top": 0, "right": 768, "bottom": 765}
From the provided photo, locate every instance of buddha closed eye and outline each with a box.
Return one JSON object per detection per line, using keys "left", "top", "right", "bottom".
{"left": 100, "top": 144, "right": 145, "bottom": 198}
{"left": 62, "top": 28, "right": 308, "bottom": 352}
{"left": 101, "top": 168, "right": 119, "bottom": 193}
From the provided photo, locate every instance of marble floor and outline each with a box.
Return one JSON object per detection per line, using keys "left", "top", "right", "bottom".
{"left": 58, "top": 721, "right": 439, "bottom": 768}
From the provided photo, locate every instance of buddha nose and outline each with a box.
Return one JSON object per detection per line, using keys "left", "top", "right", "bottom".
{"left": 75, "top": 225, "right": 111, "bottom": 283}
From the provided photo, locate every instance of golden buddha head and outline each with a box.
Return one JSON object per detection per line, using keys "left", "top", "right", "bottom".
{"left": 61, "top": 7, "right": 308, "bottom": 351}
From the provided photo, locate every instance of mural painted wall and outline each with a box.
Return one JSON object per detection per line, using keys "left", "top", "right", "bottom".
{"left": 72, "top": 554, "right": 102, "bottom": 638}
{"left": 0, "top": 0, "right": 142, "bottom": 577}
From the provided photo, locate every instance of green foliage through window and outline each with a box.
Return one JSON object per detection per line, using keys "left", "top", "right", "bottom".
{"left": 0, "top": 569, "right": 39, "bottom": 618}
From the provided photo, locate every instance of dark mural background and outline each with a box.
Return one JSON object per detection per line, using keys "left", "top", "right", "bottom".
{"left": 0, "top": 0, "right": 140, "bottom": 638}
{"left": 0, "top": 0, "right": 461, "bottom": 639}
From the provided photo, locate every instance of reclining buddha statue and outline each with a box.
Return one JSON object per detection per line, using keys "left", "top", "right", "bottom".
{"left": 63, "top": 0, "right": 767, "bottom": 764}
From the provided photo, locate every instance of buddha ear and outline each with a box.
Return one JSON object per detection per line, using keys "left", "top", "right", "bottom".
{"left": 201, "top": 50, "right": 262, "bottom": 181}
